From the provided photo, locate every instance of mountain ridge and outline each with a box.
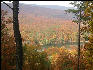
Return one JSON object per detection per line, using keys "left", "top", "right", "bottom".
{"left": 1, "top": 3, "right": 75, "bottom": 21}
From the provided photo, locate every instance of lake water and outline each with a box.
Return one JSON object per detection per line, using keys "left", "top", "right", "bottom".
{"left": 42, "top": 42, "right": 84, "bottom": 49}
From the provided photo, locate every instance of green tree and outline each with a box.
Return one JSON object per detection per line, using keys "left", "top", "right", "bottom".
{"left": 23, "top": 44, "right": 50, "bottom": 70}
{"left": 65, "top": 1, "right": 93, "bottom": 70}
{"left": 65, "top": 1, "right": 92, "bottom": 40}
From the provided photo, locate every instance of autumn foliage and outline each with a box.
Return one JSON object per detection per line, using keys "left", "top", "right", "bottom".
{"left": 1, "top": 1, "right": 93, "bottom": 70}
{"left": 1, "top": 10, "right": 16, "bottom": 70}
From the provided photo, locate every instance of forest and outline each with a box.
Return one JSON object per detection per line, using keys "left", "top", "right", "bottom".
{"left": 1, "top": 1, "right": 93, "bottom": 70}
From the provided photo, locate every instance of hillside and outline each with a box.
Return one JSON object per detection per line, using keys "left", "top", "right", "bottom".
{"left": 1, "top": 2, "right": 93, "bottom": 70}
{"left": 36, "top": 5, "right": 75, "bottom": 10}
{"left": 1, "top": 3, "right": 75, "bottom": 20}
{"left": 1, "top": 3, "right": 79, "bottom": 46}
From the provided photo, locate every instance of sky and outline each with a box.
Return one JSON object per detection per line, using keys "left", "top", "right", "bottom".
{"left": 2, "top": 1, "right": 74, "bottom": 7}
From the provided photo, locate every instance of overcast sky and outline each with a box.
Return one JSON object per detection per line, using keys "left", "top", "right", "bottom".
{"left": 3, "top": 1, "right": 74, "bottom": 7}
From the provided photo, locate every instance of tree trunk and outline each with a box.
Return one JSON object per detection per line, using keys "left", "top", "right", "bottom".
{"left": 13, "top": 1, "right": 23, "bottom": 70}
{"left": 77, "top": 6, "right": 81, "bottom": 70}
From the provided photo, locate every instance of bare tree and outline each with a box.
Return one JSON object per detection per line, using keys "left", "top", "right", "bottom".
{"left": 13, "top": 1, "right": 23, "bottom": 70}
{"left": 77, "top": 6, "right": 81, "bottom": 70}
{"left": 2, "top": 1, "right": 23, "bottom": 70}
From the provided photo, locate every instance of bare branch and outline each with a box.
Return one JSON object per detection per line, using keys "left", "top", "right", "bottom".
{"left": 2, "top": 2, "right": 13, "bottom": 10}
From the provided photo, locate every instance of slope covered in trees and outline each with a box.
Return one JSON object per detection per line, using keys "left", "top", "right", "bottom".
{"left": 1, "top": 3, "right": 75, "bottom": 20}
{"left": 1, "top": 2, "right": 79, "bottom": 47}
{"left": 1, "top": 1, "right": 93, "bottom": 70}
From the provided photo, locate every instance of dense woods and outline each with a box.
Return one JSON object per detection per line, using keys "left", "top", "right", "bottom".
{"left": 1, "top": 1, "right": 93, "bottom": 70}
